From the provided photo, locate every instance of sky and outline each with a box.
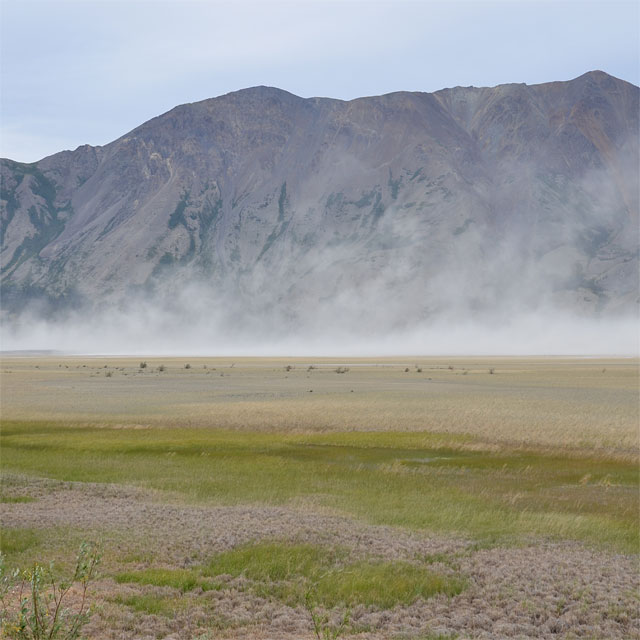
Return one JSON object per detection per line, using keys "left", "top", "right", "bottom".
{"left": 0, "top": 0, "right": 638, "bottom": 163}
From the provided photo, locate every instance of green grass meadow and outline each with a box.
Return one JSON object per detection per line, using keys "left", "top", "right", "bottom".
{"left": 2, "top": 421, "right": 638, "bottom": 553}
{"left": 113, "top": 541, "right": 465, "bottom": 609}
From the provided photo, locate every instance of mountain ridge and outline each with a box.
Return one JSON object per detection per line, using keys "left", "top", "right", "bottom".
{"left": 1, "top": 71, "right": 638, "bottom": 334}
{"left": 5, "top": 70, "right": 630, "bottom": 163}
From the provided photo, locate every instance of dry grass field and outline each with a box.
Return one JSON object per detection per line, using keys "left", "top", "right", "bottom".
{"left": 1, "top": 356, "right": 638, "bottom": 639}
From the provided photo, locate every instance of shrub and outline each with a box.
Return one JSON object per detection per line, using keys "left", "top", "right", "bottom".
{"left": 0, "top": 542, "right": 100, "bottom": 639}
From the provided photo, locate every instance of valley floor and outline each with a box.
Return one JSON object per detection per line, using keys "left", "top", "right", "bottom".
{"left": 1, "top": 356, "right": 638, "bottom": 639}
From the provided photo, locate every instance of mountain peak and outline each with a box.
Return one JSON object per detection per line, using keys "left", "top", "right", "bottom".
{"left": 216, "top": 85, "right": 305, "bottom": 103}
{"left": 1, "top": 73, "right": 637, "bottom": 325}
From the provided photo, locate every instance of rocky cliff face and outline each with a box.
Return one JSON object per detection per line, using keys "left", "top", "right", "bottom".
{"left": 1, "top": 71, "right": 638, "bottom": 335}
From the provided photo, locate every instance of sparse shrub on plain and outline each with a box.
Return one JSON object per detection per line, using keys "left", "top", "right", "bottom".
{"left": 105, "top": 371, "right": 112, "bottom": 377}
{"left": 158, "top": 365, "right": 165, "bottom": 372}
{"left": 139, "top": 362, "right": 147, "bottom": 369}
{"left": 285, "top": 365, "right": 293, "bottom": 372}
{"left": 488, "top": 368, "right": 495, "bottom": 374}
{"left": 184, "top": 363, "right": 191, "bottom": 369}
{"left": 335, "top": 367, "right": 349, "bottom": 374}
{"left": 0, "top": 542, "right": 100, "bottom": 640}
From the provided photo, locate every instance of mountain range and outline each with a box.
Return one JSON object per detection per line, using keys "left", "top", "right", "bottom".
{"left": 1, "top": 70, "right": 638, "bottom": 337}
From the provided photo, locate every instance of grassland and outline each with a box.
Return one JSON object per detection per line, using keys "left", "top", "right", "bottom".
{"left": 0, "top": 356, "right": 638, "bottom": 639}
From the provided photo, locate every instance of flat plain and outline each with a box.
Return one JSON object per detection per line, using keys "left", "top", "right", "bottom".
{"left": 1, "top": 355, "right": 638, "bottom": 639}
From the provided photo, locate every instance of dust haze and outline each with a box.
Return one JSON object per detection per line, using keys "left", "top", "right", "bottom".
{"left": 2, "top": 234, "right": 637, "bottom": 356}
{"left": 2, "top": 307, "right": 637, "bottom": 357}
{"left": 2, "top": 151, "right": 638, "bottom": 357}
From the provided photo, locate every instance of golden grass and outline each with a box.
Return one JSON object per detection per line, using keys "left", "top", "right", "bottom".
{"left": 1, "top": 356, "right": 637, "bottom": 455}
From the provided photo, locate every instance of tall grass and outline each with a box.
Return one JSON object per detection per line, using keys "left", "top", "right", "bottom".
{"left": 2, "top": 422, "right": 638, "bottom": 551}
{"left": 2, "top": 357, "right": 638, "bottom": 452}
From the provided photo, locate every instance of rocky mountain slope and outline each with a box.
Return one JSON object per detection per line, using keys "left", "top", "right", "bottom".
{"left": 1, "top": 71, "right": 638, "bottom": 333}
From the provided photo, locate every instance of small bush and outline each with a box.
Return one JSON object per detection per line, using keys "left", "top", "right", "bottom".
{"left": 184, "top": 364, "right": 191, "bottom": 369}
{"left": 158, "top": 365, "right": 165, "bottom": 372}
{"left": 0, "top": 541, "right": 100, "bottom": 640}
{"left": 334, "top": 367, "right": 349, "bottom": 374}
{"left": 139, "top": 362, "right": 147, "bottom": 369}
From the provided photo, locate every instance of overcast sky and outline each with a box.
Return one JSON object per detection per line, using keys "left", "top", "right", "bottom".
{"left": 1, "top": 0, "right": 638, "bottom": 162}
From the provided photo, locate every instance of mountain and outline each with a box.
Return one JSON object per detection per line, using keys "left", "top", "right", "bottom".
{"left": 1, "top": 71, "right": 638, "bottom": 335}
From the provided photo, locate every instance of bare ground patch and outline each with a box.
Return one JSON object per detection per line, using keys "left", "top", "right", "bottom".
{"left": 2, "top": 474, "right": 638, "bottom": 639}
